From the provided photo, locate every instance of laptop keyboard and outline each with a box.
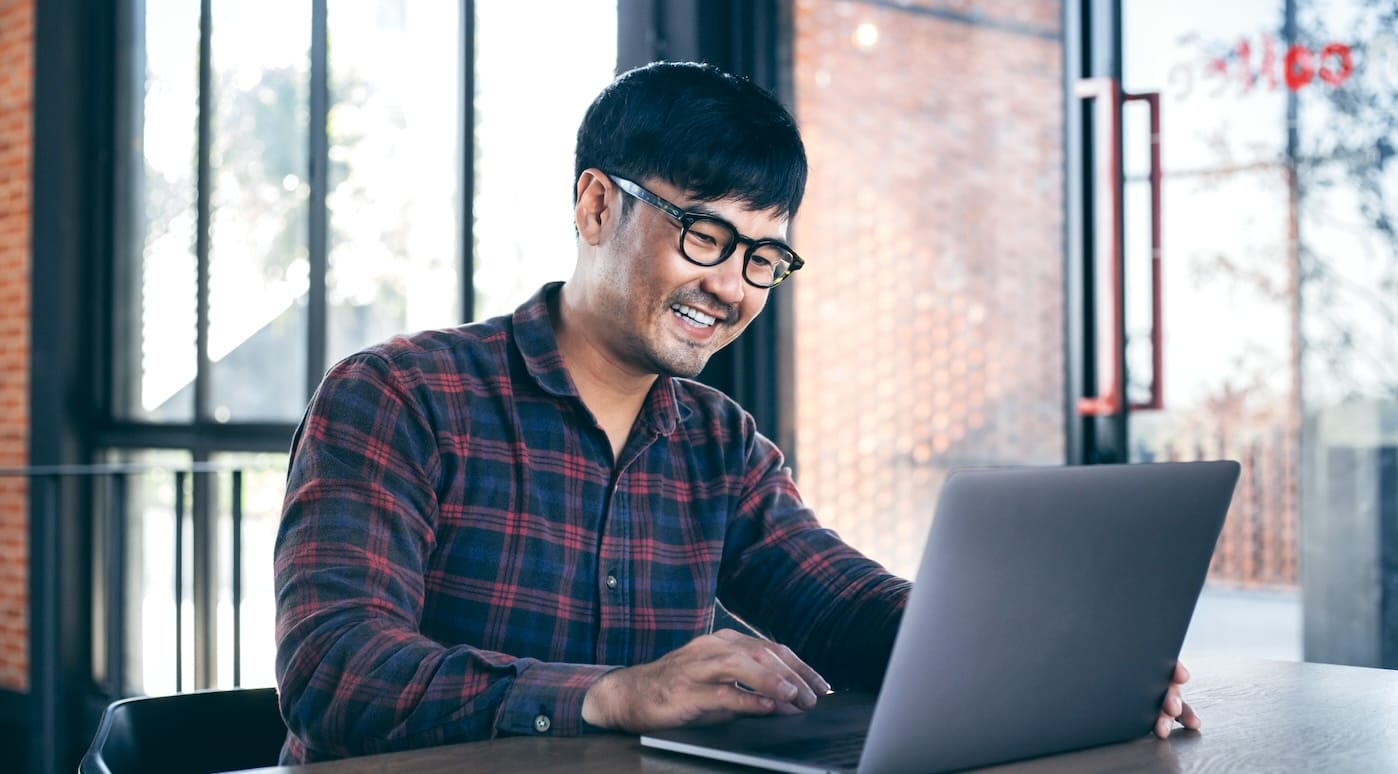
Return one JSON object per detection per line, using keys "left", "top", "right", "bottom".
{"left": 755, "top": 731, "right": 867, "bottom": 768}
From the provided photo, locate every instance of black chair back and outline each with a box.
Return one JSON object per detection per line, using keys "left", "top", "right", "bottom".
{"left": 80, "top": 687, "right": 286, "bottom": 774}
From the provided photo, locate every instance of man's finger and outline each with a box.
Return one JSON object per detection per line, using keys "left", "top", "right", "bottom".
{"left": 1174, "top": 662, "right": 1191, "bottom": 685}
{"left": 714, "top": 681, "right": 777, "bottom": 715}
{"left": 768, "top": 642, "right": 831, "bottom": 696}
{"left": 751, "top": 647, "right": 821, "bottom": 709}
{"left": 1179, "top": 700, "right": 1202, "bottom": 730}
{"left": 1154, "top": 714, "right": 1172, "bottom": 739}
{"left": 708, "top": 631, "right": 826, "bottom": 708}
{"left": 1162, "top": 685, "right": 1183, "bottom": 717}
{"left": 709, "top": 651, "right": 805, "bottom": 708}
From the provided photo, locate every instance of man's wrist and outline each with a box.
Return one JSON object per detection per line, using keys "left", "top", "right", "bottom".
{"left": 581, "top": 669, "right": 620, "bottom": 730}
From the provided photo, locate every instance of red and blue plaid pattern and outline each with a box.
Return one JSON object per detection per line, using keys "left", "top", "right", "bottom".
{"left": 274, "top": 283, "right": 909, "bottom": 762}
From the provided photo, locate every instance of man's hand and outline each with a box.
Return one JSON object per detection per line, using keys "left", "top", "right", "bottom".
{"left": 1155, "top": 662, "right": 1202, "bottom": 738}
{"left": 580, "top": 629, "right": 830, "bottom": 733}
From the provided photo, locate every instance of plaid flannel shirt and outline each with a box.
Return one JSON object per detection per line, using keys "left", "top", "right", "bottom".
{"left": 274, "top": 282, "right": 909, "bottom": 762}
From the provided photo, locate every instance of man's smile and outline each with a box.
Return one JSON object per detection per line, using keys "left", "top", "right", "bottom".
{"left": 672, "top": 303, "right": 719, "bottom": 328}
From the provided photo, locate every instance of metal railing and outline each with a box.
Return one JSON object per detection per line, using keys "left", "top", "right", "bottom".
{"left": 1157, "top": 430, "right": 1300, "bottom": 588}
{"left": 0, "top": 463, "right": 254, "bottom": 717}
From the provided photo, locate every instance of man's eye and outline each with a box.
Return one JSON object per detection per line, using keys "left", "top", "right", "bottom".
{"left": 750, "top": 255, "right": 772, "bottom": 268}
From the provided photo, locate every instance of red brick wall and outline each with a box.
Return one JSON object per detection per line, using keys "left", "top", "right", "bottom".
{"left": 0, "top": 0, "right": 32, "bottom": 692}
{"left": 792, "top": 0, "right": 1065, "bottom": 578}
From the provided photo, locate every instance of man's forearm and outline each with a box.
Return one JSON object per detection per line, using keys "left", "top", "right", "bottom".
{"left": 278, "top": 612, "right": 616, "bottom": 757}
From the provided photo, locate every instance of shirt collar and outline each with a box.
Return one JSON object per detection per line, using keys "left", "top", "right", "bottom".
{"left": 512, "top": 282, "right": 688, "bottom": 436}
{"left": 512, "top": 282, "right": 577, "bottom": 399}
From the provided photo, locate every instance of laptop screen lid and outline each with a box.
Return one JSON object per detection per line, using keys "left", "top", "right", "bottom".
{"left": 860, "top": 460, "right": 1237, "bottom": 772}
{"left": 641, "top": 461, "right": 1237, "bottom": 773}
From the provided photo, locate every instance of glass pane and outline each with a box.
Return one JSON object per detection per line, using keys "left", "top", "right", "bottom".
{"left": 211, "top": 452, "right": 288, "bottom": 689}
{"left": 207, "top": 0, "right": 310, "bottom": 422}
{"left": 1123, "top": 0, "right": 1301, "bottom": 661}
{"left": 1296, "top": 1, "right": 1398, "bottom": 409}
{"left": 1294, "top": 1, "right": 1398, "bottom": 667}
{"left": 792, "top": 1, "right": 1066, "bottom": 580}
{"left": 1124, "top": 0, "right": 1398, "bottom": 665}
{"left": 108, "top": 449, "right": 194, "bottom": 696}
{"left": 326, "top": 0, "right": 462, "bottom": 359}
{"left": 132, "top": 0, "right": 201, "bottom": 421}
{"left": 472, "top": 1, "right": 617, "bottom": 320}
{"left": 1127, "top": 167, "right": 1296, "bottom": 581}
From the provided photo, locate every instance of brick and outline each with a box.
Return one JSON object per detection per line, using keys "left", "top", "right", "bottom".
{"left": 793, "top": 0, "right": 1069, "bottom": 579}
{"left": 0, "top": 0, "right": 29, "bottom": 680}
{"left": 794, "top": 0, "right": 1297, "bottom": 590}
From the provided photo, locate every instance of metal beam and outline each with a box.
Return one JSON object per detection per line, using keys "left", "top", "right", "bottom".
{"left": 308, "top": 0, "right": 329, "bottom": 398}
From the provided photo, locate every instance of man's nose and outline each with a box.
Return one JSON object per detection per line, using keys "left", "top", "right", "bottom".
{"left": 700, "top": 247, "right": 747, "bottom": 307}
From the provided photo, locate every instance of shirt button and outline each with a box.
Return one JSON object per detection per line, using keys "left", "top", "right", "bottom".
{"left": 533, "top": 714, "right": 551, "bottom": 733}
{"left": 605, "top": 574, "right": 618, "bottom": 590}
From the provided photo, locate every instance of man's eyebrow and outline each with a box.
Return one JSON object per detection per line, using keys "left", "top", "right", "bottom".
{"left": 679, "top": 197, "right": 793, "bottom": 243}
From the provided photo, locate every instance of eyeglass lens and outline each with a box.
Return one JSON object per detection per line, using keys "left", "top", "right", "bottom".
{"left": 681, "top": 218, "right": 795, "bottom": 287}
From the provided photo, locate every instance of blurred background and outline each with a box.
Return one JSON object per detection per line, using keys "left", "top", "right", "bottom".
{"left": 0, "top": 1, "right": 1395, "bottom": 771}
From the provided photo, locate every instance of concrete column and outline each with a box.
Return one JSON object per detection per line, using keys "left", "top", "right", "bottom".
{"left": 1301, "top": 400, "right": 1398, "bottom": 668}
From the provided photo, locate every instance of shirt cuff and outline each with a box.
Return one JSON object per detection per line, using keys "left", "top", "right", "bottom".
{"left": 495, "top": 662, "right": 620, "bottom": 737}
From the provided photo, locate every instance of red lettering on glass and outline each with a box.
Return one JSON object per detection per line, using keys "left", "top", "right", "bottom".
{"left": 1285, "top": 45, "right": 1316, "bottom": 90}
{"left": 1237, "top": 39, "right": 1255, "bottom": 91}
{"left": 1318, "top": 42, "right": 1353, "bottom": 86}
{"left": 1259, "top": 35, "right": 1279, "bottom": 90}
{"left": 1175, "top": 35, "right": 1356, "bottom": 99}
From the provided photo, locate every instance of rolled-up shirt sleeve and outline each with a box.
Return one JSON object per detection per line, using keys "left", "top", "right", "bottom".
{"left": 274, "top": 353, "right": 614, "bottom": 760}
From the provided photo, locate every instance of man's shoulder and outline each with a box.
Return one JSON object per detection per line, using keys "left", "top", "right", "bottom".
{"left": 320, "top": 312, "right": 517, "bottom": 391}
{"left": 352, "top": 314, "right": 514, "bottom": 374}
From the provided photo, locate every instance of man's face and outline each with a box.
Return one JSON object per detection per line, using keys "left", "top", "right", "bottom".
{"left": 590, "top": 176, "right": 787, "bottom": 379}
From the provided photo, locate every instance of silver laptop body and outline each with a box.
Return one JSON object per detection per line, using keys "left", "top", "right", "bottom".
{"left": 641, "top": 461, "right": 1239, "bottom": 773}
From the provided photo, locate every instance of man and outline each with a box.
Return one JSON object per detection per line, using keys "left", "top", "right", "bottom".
{"left": 274, "top": 61, "right": 1198, "bottom": 763}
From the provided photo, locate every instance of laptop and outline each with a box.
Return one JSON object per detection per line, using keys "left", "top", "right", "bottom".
{"left": 642, "top": 461, "right": 1239, "bottom": 773}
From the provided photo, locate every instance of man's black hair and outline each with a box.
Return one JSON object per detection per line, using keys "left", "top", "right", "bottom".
{"left": 574, "top": 61, "right": 807, "bottom": 219}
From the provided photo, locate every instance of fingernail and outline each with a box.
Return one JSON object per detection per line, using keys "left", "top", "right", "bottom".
{"left": 778, "top": 680, "right": 798, "bottom": 700}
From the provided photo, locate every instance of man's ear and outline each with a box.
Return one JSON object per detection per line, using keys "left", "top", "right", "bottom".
{"left": 574, "top": 169, "right": 614, "bottom": 245}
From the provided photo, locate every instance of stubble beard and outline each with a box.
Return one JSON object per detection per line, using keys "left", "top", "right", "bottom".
{"left": 650, "top": 290, "right": 742, "bottom": 378}
{"left": 638, "top": 328, "right": 711, "bottom": 379}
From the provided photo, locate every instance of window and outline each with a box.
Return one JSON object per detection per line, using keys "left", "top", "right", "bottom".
{"left": 114, "top": 0, "right": 617, "bottom": 695}
{"left": 472, "top": 1, "right": 618, "bottom": 318}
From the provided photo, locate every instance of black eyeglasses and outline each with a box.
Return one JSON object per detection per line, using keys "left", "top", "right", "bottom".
{"left": 609, "top": 175, "right": 804, "bottom": 288}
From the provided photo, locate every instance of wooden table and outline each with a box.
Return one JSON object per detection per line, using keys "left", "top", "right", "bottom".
{"left": 245, "top": 656, "right": 1398, "bottom": 772}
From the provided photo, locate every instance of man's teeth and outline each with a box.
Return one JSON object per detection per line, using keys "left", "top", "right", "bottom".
{"left": 672, "top": 304, "right": 717, "bottom": 327}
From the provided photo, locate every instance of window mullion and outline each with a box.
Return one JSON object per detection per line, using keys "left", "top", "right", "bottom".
{"left": 460, "top": 0, "right": 475, "bottom": 323}
{"left": 307, "top": 0, "right": 329, "bottom": 401}
{"left": 194, "top": 0, "right": 213, "bottom": 422}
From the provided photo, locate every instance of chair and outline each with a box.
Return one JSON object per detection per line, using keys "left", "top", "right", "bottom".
{"left": 80, "top": 687, "right": 287, "bottom": 774}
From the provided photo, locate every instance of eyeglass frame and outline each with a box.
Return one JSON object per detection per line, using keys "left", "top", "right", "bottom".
{"left": 607, "top": 175, "right": 805, "bottom": 288}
